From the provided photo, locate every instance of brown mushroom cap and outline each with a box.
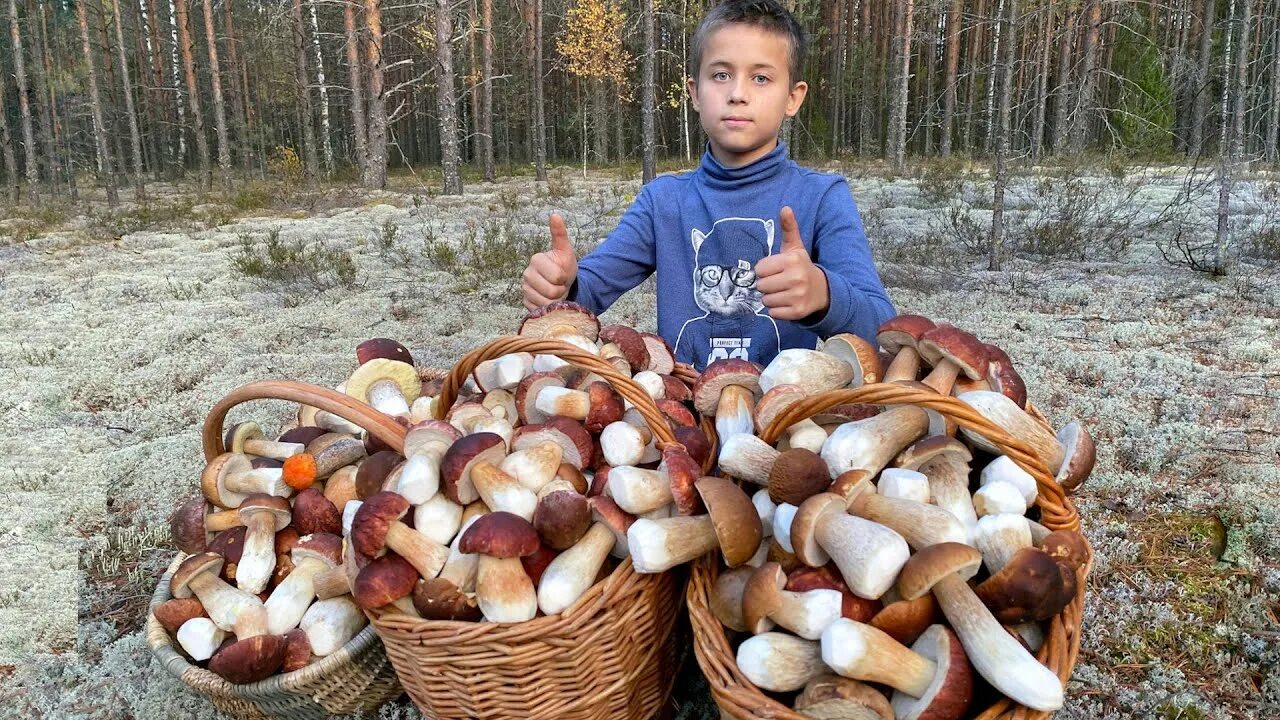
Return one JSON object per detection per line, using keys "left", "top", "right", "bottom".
{"left": 1056, "top": 421, "right": 1096, "bottom": 492}
{"left": 306, "top": 433, "right": 368, "bottom": 480}
{"left": 281, "top": 628, "right": 312, "bottom": 674}
{"left": 238, "top": 494, "right": 293, "bottom": 530}
{"left": 897, "top": 543, "right": 983, "bottom": 601}
{"left": 974, "top": 547, "right": 1072, "bottom": 623}
{"left": 207, "top": 526, "right": 248, "bottom": 582}
{"left": 583, "top": 382, "right": 625, "bottom": 432}
{"left": 893, "top": 435, "right": 973, "bottom": 471}
{"left": 742, "top": 562, "right": 787, "bottom": 634}
{"left": 171, "top": 497, "right": 215, "bottom": 554}
{"left": 224, "top": 422, "right": 265, "bottom": 455}
{"left": 200, "top": 453, "right": 254, "bottom": 508}
{"left": 599, "top": 324, "right": 650, "bottom": 372}
{"left": 352, "top": 553, "right": 419, "bottom": 609}
{"left": 673, "top": 425, "right": 713, "bottom": 471}
{"left": 512, "top": 418, "right": 595, "bottom": 470}
{"left": 356, "top": 338, "right": 414, "bottom": 367}
{"left": 983, "top": 344, "right": 1027, "bottom": 408}
{"left": 795, "top": 675, "right": 894, "bottom": 720}
{"left": 659, "top": 374, "right": 693, "bottom": 403}
{"left": 917, "top": 326, "right": 989, "bottom": 380}
{"left": 890, "top": 625, "right": 974, "bottom": 720}
{"left": 876, "top": 315, "right": 937, "bottom": 353}
{"left": 696, "top": 476, "right": 764, "bottom": 567}
{"left": 588, "top": 495, "right": 635, "bottom": 555}
{"left": 440, "top": 432, "right": 507, "bottom": 504}
{"left": 790, "top": 493, "right": 848, "bottom": 567}
{"left": 870, "top": 595, "right": 943, "bottom": 646}
{"left": 693, "top": 359, "right": 763, "bottom": 415}
{"left": 656, "top": 399, "right": 696, "bottom": 428}
{"left": 413, "top": 577, "right": 483, "bottom": 621}
{"left": 787, "top": 565, "right": 882, "bottom": 623}
{"left": 519, "top": 301, "right": 601, "bottom": 341}
{"left": 640, "top": 333, "right": 675, "bottom": 374}
{"left": 662, "top": 444, "right": 704, "bottom": 516}
{"left": 533, "top": 488, "right": 591, "bottom": 550}
{"left": 768, "top": 448, "right": 832, "bottom": 506}
{"left": 354, "top": 450, "right": 404, "bottom": 500}
{"left": 208, "top": 634, "right": 289, "bottom": 684}
{"left": 823, "top": 334, "right": 885, "bottom": 386}
{"left": 754, "top": 384, "right": 808, "bottom": 434}
{"left": 154, "top": 597, "right": 208, "bottom": 634}
{"left": 278, "top": 426, "right": 328, "bottom": 446}
{"left": 292, "top": 532, "right": 343, "bottom": 567}
{"left": 170, "top": 552, "right": 226, "bottom": 599}
{"left": 520, "top": 543, "right": 560, "bottom": 585}
{"left": 1039, "top": 530, "right": 1090, "bottom": 569}
{"left": 291, "top": 489, "right": 342, "bottom": 536}
{"left": 458, "top": 511, "right": 541, "bottom": 558}
{"left": 350, "top": 492, "right": 411, "bottom": 557}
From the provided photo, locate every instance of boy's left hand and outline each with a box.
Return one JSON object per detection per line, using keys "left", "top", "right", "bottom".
{"left": 755, "top": 207, "right": 830, "bottom": 321}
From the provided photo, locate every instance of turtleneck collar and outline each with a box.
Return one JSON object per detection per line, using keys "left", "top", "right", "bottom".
{"left": 697, "top": 140, "right": 790, "bottom": 191}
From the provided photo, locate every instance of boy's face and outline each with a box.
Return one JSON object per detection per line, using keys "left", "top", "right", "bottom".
{"left": 687, "top": 23, "right": 808, "bottom": 168}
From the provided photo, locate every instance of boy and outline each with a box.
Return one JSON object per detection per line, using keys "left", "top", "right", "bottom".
{"left": 521, "top": 0, "right": 895, "bottom": 371}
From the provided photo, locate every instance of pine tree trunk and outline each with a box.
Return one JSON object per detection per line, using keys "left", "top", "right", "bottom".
{"left": 112, "top": 0, "right": 147, "bottom": 199}
{"left": 310, "top": 0, "right": 333, "bottom": 173}
{"left": 27, "top": 0, "right": 58, "bottom": 192}
{"left": 1215, "top": 0, "right": 1243, "bottom": 274}
{"left": 8, "top": 0, "right": 39, "bottom": 202}
{"left": 434, "top": 0, "right": 463, "bottom": 194}
{"left": 990, "top": 0, "right": 1018, "bottom": 270}
{"left": 363, "top": 0, "right": 387, "bottom": 187}
{"left": 1030, "top": 0, "right": 1055, "bottom": 161}
{"left": 0, "top": 66, "right": 18, "bottom": 203}
{"left": 963, "top": 0, "right": 987, "bottom": 152}
{"left": 95, "top": 0, "right": 127, "bottom": 191}
{"left": 345, "top": 0, "right": 368, "bottom": 169}
{"left": 37, "top": 0, "right": 67, "bottom": 189}
{"left": 1189, "top": 0, "right": 1217, "bottom": 157}
{"left": 481, "top": 0, "right": 495, "bottom": 181}
{"left": 291, "top": 0, "right": 320, "bottom": 181}
{"left": 174, "top": 0, "right": 210, "bottom": 188}
{"left": 221, "top": 0, "right": 251, "bottom": 172}
{"left": 886, "top": 0, "right": 915, "bottom": 169}
{"left": 1050, "top": 0, "right": 1076, "bottom": 152}
{"left": 641, "top": 0, "right": 655, "bottom": 183}
{"left": 940, "top": 0, "right": 962, "bottom": 156}
{"left": 1067, "top": 0, "right": 1101, "bottom": 152}
{"left": 858, "top": 0, "right": 874, "bottom": 153}
{"left": 78, "top": 0, "right": 119, "bottom": 205}
{"left": 143, "top": 0, "right": 174, "bottom": 175}
{"left": 199, "top": 0, "right": 231, "bottom": 188}
{"left": 1267, "top": 3, "right": 1280, "bottom": 162}
{"left": 534, "top": 0, "right": 547, "bottom": 180}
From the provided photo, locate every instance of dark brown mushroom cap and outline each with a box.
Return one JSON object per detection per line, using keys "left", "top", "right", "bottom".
{"left": 355, "top": 450, "right": 404, "bottom": 500}
{"left": 356, "top": 338, "right": 414, "bottom": 367}
{"left": 413, "top": 577, "right": 483, "bottom": 621}
{"left": 673, "top": 425, "right": 713, "bottom": 471}
{"left": 974, "top": 547, "right": 1072, "bottom": 623}
{"left": 238, "top": 494, "right": 293, "bottom": 530}
{"left": 696, "top": 476, "right": 763, "bottom": 567}
{"left": 768, "top": 448, "right": 832, "bottom": 506}
{"left": 659, "top": 374, "right": 693, "bottom": 403}
{"left": 277, "top": 426, "right": 329, "bottom": 446}
{"left": 891, "top": 625, "right": 973, "bottom": 720}
{"left": 640, "top": 333, "right": 675, "bottom": 374}
{"left": 292, "top": 532, "right": 343, "bottom": 568}
{"left": 208, "top": 634, "right": 289, "bottom": 684}
{"left": 153, "top": 597, "right": 208, "bottom": 634}
{"left": 1039, "top": 530, "right": 1090, "bottom": 570}
{"left": 250, "top": 457, "right": 284, "bottom": 470}
{"left": 790, "top": 493, "right": 849, "bottom": 567}
{"left": 893, "top": 436, "right": 973, "bottom": 471}
{"left": 291, "top": 489, "right": 342, "bottom": 536}
{"left": 352, "top": 553, "right": 419, "bottom": 610}
{"left": 742, "top": 562, "right": 786, "bottom": 634}
{"left": 224, "top": 422, "right": 265, "bottom": 454}
{"left": 520, "top": 543, "right": 559, "bottom": 585}
{"left": 171, "top": 497, "right": 213, "bottom": 555}
{"left": 918, "top": 325, "right": 989, "bottom": 380}
{"left": 693, "top": 359, "right": 763, "bottom": 415}
{"left": 207, "top": 526, "right": 248, "bottom": 582}
{"left": 795, "top": 675, "right": 894, "bottom": 720}
{"left": 515, "top": 371, "right": 566, "bottom": 425}
{"left": 787, "top": 565, "right": 882, "bottom": 623}
{"left": 1056, "top": 422, "right": 1096, "bottom": 492}
{"left": 440, "top": 432, "right": 507, "bottom": 503}
{"left": 274, "top": 527, "right": 301, "bottom": 557}
{"left": 533, "top": 488, "right": 591, "bottom": 550}
{"left": 350, "top": 492, "right": 411, "bottom": 557}
{"left": 662, "top": 444, "right": 704, "bottom": 516}
{"left": 519, "top": 300, "right": 601, "bottom": 341}
{"left": 458, "top": 511, "right": 541, "bottom": 558}
{"left": 171, "top": 552, "right": 226, "bottom": 599}
{"left": 281, "top": 628, "right": 312, "bottom": 674}
{"left": 656, "top": 399, "right": 696, "bottom": 428}
{"left": 599, "top": 324, "right": 650, "bottom": 372}
{"left": 876, "top": 315, "right": 937, "bottom": 353}
{"left": 898, "top": 543, "right": 984, "bottom": 601}
{"left": 588, "top": 495, "right": 635, "bottom": 535}
{"left": 870, "top": 595, "right": 943, "bottom": 646}
{"left": 542, "top": 416, "right": 596, "bottom": 468}
{"left": 584, "top": 382, "right": 625, "bottom": 432}
{"left": 983, "top": 344, "right": 1027, "bottom": 408}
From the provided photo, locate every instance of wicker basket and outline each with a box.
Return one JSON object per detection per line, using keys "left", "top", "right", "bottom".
{"left": 147, "top": 379, "right": 412, "bottom": 719}
{"left": 687, "top": 383, "right": 1091, "bottom": 720}
{"left": 366, "top": 335, "right": 692, "bottom": 720}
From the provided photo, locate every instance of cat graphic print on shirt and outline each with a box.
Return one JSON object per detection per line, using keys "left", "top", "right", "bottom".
{"left": 674, "top": 217, "right": 782, "bottom": 368}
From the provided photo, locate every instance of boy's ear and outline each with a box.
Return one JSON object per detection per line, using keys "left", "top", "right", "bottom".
{"left": 785, "top": 81, "right": 809, "bottom": 118}
{"left": 686, "top": 76, "right": 701, "bottom": 113}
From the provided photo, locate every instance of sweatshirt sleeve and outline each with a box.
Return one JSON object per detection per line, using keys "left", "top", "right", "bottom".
{"left": 566, "top": 183, "right": 658, "bottom": 315}
{"left": 798, "top": 179, "right": 897, "bottom": 342}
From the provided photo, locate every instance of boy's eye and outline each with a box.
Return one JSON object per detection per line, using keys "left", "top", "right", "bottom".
{"left": 712, "top": 72, "right": 730, "bottom": 81}
{"left": 753, "top": 75, "right": 770, "bottom": 84}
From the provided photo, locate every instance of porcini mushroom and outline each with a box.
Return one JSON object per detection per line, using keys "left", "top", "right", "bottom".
{"left": 958, "top": 391, "right": 1065, "bottom": 474}
{"left": 755, "top": 384, "right": 829, "bottom": 455}
{"left": 760, "top": 349, "right": 855, "bottom": 395}
{"left": 536, "top": 522, "right": 615, "bottom": 614}
{"left": 736, "top": 632, "right": 826, "bottom": 692}
{"left": 693, "top": 359, "right": 762, "bottom": 441}
{"left": 458, "top": 511, "right": 541, "bottom": 622}
{"left": 604, "top": 444, "right": 701, "bottom": 516}
{"left": 235, "top": 494, "right": 293, "bottom": 595}
{"left": 264, "top": 532, "right": 342, "bottom": 634}
{"left": 440, "top": 432, "right": 508, "bottom": 504}
{"left": 533, "top": 381, "right": 624, "bottom": 433}
{"left": 351, "top": 492, "right": 449, "bottom": 579}
{"left": 877, "top": 315, "right": 937, "bottom": 384}
{"left": 833, "top": 472, "right": 967, "bottom": 550}
{"left": 916, "top": 326, "right": 988, "bottom": 396}
{"left": 225, "top": 421, "right": 303, "bottom": 461}
{"left": 894, "top": 437, "right": 977, "bottom": 538}
{"left": 299, "top": 595, "right": 366, "bottom": 656}
{"left": 176, "top": 617, "right": 226, "bottom": 663}
{"left": 821, "top": 621, "right": 973, "bottom": 720}
{"left": 822, "top": 333, "right": 883, "bottom": 387}
{"left": 794, "top": 675, "right": 893, "bottom": 720}
{"left": 627, "top": 476, "right": 762, "bottom": 573}
{"left": 345, "top": 358, "right": 421, "bottom": 417}
{"left": 169, "top": 552, "right": 265, "bottom": 632}
{"left": 718, "top": 433, "right": 781, "bottom": 486}
{"left": 471, "top": 461, "right": 538, "bottom": 521}
{"left": 519, "top": 301, "right": 601, "bottom": 341}
{"left": 790, "top": 492, "right": 909, "bottom": 599}
{"left": 821, "top": 407, "right": 929, "bottom": 479}
{"left": 742, "top": 562, "right": 843, "bottom": 639}
{"left": 202, "top": 453, "right": 290, "bottom": 509}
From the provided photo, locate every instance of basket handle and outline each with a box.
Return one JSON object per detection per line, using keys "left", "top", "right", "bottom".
{"left": 437, "top": 335, "right": 680, "bottom": 449}
{"left": 202, "top": 380, "right": 408, "bottom": 461}
{"left": 760, "top": 384, "right": 1078, "bottom": 531}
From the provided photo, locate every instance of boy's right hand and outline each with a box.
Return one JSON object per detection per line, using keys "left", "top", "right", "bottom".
{"left": 522, "top": 213, "right": 578, "bottom": 311}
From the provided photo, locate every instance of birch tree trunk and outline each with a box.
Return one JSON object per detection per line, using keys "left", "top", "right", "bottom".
{"left": 310, "top": 0, "right": 333, "bottom": 172}
{"left": 985, "top": 0, "right": 1004, "bottom": 152}
{"left": 168, "top": 0, "right": 186, "bottom": 161}
{"left": 362, "top": 0, "right": 387, "bottom": 187}
{"left": 990, "top": 0, "right": 1018, "bottom": 271}
{"left": 344, "top": 0, "right": 368, "bottom": 169}
{"left": 0, "top": 66, "right": 18, "bottom": 204}
{"left": 435, "top": 0, "right": 463, "bottom": 194}
{"left": 641, "top": 0, "right": 655, "bottom": 183}
{"left": 1214, "top": 0, "right": 1242, "bottom": 274}
{"left": 174, "top": 0, "right": 210, "bottom": 188}
{"left": 291, "top": 0, "right": 320, "bottom": 181}
{"left": 78, "top": 0, "right": 120, "bottom": 205}
{"left": 8, "top": 0, "right": 39, "bottom": 202}
{"left": 28, "top": 0, "right": 59, "bottom": 192}
{"left": 481, "top": 0, "right": 495, "bottom": 181}
{"left": 113, "top": 0, "right": 148, "bottom": 199}
{"left": 37, "top": 0, "right": 66, "bottom": 189}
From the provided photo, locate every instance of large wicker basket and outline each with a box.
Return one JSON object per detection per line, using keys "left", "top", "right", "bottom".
{"left": 687, "top": 382, "right": 1091, "bottom": 720}
{"left": 365, "top": 335, "right": 694, "bottom": 720}
{"left": 146, "top": 379, "right": 412, "bottom": 719}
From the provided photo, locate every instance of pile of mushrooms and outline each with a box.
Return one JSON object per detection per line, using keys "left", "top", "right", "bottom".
{"left": 156, "top": 301, "right": 727, "bottom": 682}
{"left": 701, "top": 315, "right": 1095, "bottom": 717}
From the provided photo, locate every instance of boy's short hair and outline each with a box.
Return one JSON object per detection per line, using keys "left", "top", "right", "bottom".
{"left": 689, "top": 0, "right": 807, "bottom": 86}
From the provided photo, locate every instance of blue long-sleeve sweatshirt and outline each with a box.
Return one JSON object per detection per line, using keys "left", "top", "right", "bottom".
{"left": 569, "top": 141, "right": 896, "bottom": 371}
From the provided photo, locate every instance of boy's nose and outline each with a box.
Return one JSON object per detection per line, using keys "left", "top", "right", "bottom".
{"left": 728, "top": 79, "right": 749, "bottom": 103}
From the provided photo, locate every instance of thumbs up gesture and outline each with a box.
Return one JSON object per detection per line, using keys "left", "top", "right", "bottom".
{"left": 755, "top": 207, "right": 830, "bottom": 321}
{"left": 522, "top": 213, "right": 579, "bottom": 311}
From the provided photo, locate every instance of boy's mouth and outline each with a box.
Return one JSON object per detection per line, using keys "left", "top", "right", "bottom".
{"left": 722, "top": 117, "right": 752, "bottom": 128}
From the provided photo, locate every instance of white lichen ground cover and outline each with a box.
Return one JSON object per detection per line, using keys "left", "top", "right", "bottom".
{"left": 0, "top": 163, "right": 1276, "bottom": 719}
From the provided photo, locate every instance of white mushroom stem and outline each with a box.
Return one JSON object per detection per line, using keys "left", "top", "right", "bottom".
{"left": 476, "top": 555, "right": 537, "bottom": 622}
{"left": 439, "top": 515, "right": 482, "bottom": 591}
{"left": 186, "top": 571, "right": 264, "bottom": 632}
{"left": 601, "top": 421, "right": 653, "bottom": 468}
{"left": 628, "top": 371, "right": 665, "bottom": 409}
{"left": 313, "top": 564, "right": 350, "bottom": 600}
{"left": 715, "top": 385, "right": 757, "bottom": 441}
{"left": 341, "top": 500, "right": 363, "bottom": 536}
{"left": 224, "top": 467, "right": 290, "bottom": 498}
{"left": 719, "top": 434, "right": 781, "bottom": 486}
{"left": 821, "top": 619, "right": 936, "bottom": 697}
{"left": 474, "top": 353, "right": 533, "bottom": 391}
{"left": 980, "top": 455, "right": 1039, "bottom": 506}
{"left": 314, "top": 409, "right": 365, "bottom": 435}
{"left": 386, "top": 522, "right": 449, "bottom": 579}
{"left": 413, "top": 493, "right": 464, "bottom": 546}
{"left": 473, "top": 464, "right": 538, "bottom": 521}
{"left": 537, "top": 523, "right": 614, "bottom": 615}
{"left": 243, "top": 438, "right": 304, "bottom": 460}
{"left": 847, "top": 492, "right": 969, "bottom": 551}
{"left": 974, "top": 514, "right": 1033, "bottom": 574}
{"left": 606, "top": 466, "right": 675, "bottom": 515}
{"left": 535, "top": 386, "right": 591, "bottom": 421}
{"left": 233, "top": 602, "right": 269, "bottom": 638}
{"left": 397, "top": 452, "right": 442, "bottom": 505}
{"left": 784, "top": 419, "right": 829, "bottom": 454}
{"left": 176, "top": 617, "right": 226, "bottom": 662}
{"left": 812, "top": 513, "right": 910, "bottom": 599}
{"left": 821, "top": 407, "right": 930, "bottom": 479}
{"left": 884, "top": 346, "right": 923, "bottom": 384}
{"left": 466, "top": 416, "right": 514, "bottom": 449}
{"left": 500, "top": 441, "right": 563, "bottom": 492}
{"left": 736, "top": 633, "right": 827, "bottom": 692}
{"left": 877, "top": 468, "right": 930, "bottom": 503}
{"left": 959, "top": 391, "right": 1065, "bottom": 474}
{"left": 627, "top": 516, "right": 718, "bottom": 573}
{"left": 300, "top": 596, "right": 366, "bottom": 656}
{"left": 916, "top": 454, "right": 978, "bottom": 538}
{"left": 410, "top": 396, "right": 438, "bottom": 424}
{"left": 236, "top": 511, "right": 278, "bottom": 595}
{"left": 368, "top": 379, "right": 411, "bottom": 417}
{"left": 772, "top": 503, "right": 798, "bottom": 553}
{"left": 931, "top": 573, "right": 1065, "bottom": 711}
{"left": 973, "top": 481, "right": 1028, "bottom": 517}
{"left": 265, "top": 556, "right": 330, "bottom": 634}
{"left": 771, "top": 588, "right": 844, "bottom": 640}
{"left": 752, "top": 490, "right": 776, "bottom": 539}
